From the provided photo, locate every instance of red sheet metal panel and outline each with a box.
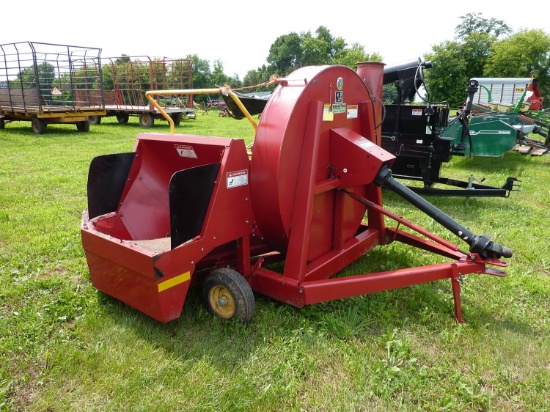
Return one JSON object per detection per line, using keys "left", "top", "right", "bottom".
{"left": 250, "top": 65, "right": 379, "bottom": 258}
{"left": 82, "top": 134, "right": 255, "bottom": 322}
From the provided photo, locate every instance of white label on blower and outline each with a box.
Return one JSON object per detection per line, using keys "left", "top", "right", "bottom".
{"left": 227, "top": 170, "right": 248, "bottom": 188}
{"left": 175, "top": 145, "right": 198, "bottom": 158}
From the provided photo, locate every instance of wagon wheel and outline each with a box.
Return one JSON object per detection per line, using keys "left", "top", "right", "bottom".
{"left": 77, "top": 120, "right": 90, "bottom": 132}
{"left": 202, "top": 268, "right": 255, "bottom": 323}
{"left": 116, "top": 113, "right": 129, "bottom": 124}
{"left": 88, "top": 115, "right": 101, "bottom": 125}
{"left": 31, "top": 118, "right": 46, "bottom": 135}
{"left": 139, "top": 113, "right": 154, "bottom": 128}
{"left": 171, "top": 113, "right": 182, "bottom": 126}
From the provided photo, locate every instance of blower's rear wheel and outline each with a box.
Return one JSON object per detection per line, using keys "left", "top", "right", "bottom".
{"left": 202, "top": 268, "right": 255, "bottom": 323}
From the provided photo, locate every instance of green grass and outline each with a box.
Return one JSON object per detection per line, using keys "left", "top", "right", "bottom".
{"left": 1, "top": 112, "right": 549, "bottom": 411}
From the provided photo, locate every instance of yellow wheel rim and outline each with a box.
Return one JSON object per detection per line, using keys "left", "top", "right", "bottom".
{"left": 208, "top": 285, "right": 236, "bottom": 319}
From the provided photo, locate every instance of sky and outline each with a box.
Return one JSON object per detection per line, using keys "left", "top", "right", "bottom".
{"left": 1, "top": 1, "right": 548, "bottom": 80}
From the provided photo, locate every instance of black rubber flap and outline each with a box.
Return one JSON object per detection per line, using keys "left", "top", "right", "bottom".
{"left": 221, "top": 92, "right": 269, "bottom": 119}
{"left": 87, "top": 153, "right": 135, "bottom": 219}
{"left": 169, "top": 163, "right": 220, "bottom": 249}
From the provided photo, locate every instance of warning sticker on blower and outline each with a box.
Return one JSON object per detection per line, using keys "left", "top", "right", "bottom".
{"left": 227, "top": 170, "right": 248, "bottom": 188}
{"left": 175, "top": 144, "right": 198, "bottom": 158}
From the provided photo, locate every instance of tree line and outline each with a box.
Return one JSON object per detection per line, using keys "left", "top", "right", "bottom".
{"left": 186, "top": 26, "right": 381, "bottom": 103}
{"left": 187, "top": 13, "right": 550, "bottom": 108}
{"left": 424, "top": 13, "right": 550, "bottom": 107}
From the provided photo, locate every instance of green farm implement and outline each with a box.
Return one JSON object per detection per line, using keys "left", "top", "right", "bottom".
{"left": 446, "top": 77, "right": 549, "bottom": 157}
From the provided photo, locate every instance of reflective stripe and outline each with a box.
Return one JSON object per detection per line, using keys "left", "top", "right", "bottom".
{"left": 158, "top": 271, "right": 191, "bottom": 292}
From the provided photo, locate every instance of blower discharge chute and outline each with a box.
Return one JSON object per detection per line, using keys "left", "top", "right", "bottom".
{"left": 81, "top": 64, "right": 511, "bottom": 324}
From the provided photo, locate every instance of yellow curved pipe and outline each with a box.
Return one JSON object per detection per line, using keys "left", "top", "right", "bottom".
{"left": 145, "top": 88, "right": 258, "bottom": 134}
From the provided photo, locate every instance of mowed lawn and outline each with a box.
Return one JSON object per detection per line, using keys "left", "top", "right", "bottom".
{"left": 1, "top": 112, "right": 549, "bottom": 411}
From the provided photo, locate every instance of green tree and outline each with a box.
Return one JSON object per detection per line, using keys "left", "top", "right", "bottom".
{"left": 456, "top": 13, "right": 510, "bottom": 80}
{"left": 300, "top": 26, "right": 349, "bottom": 66}
{"left": 301, "top": 27, "right": 336, "bottom": 66}
{"left": 256, "top": 64, "right": 274, "bottom": 82}
{"left": 186, "top": 54, "right": 212, "bottom": 89}
{"left": 242, "top": 65, "right": 278, "bottom": 93}
{"left": 101, "top": 62, "right": 114, "bottom": 90}
{"left": 424, "top": 40, "right": 469, "bottom": 106}
{"left": 267, "top": 26, "right": 379, "bottom": 77}
{"left": 382, "top": 84, "right": 398, "bottom": 105}
{"left": 16, "top": 62, "right": 55, "bottom": 91}
{"left": 484, "top": 29, "right": 550, "bottom": 98}
{"left": 211, "top": 59, "right": 229, "bottom": 87}
{"left": 423, "top": 13, "right": 521, "bottom": 107}
{"left": 461, "top": 32, "right": 498, "bottom": 78}
{"left": 115, "top": 55, "right": 131, "bottom": 64}
{"left": 334, "top": 43, "right": 382, "bottom": 70}
{"left": 266, "top": 32, "right": 302, "bottom": 76}
{"left": 455, "top": 12, "right": 511, "bottom": 40}
{"left": 185, "top": 54, "right": 212, "bottom": 104}
{"left": 242, "top": 69, "right": 264, "bottom": 87}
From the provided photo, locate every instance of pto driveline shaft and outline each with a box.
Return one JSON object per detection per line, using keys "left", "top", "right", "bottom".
{"left": 374, "top": 166, "right": 512, "bottom": 259}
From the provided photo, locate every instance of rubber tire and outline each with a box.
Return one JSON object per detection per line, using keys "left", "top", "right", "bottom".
{"left": 202, "top": 268, "right": 255, "bottom": 323}
{"left": 171, "top": 113, "right": 182, "bottom": 126}
{"left": 88, "top": 115, "right": 101, "bottom": 125}
{"left": 116, "top": 113, "right": 129, "bottom": 124}
{"left": 31, "top": 118, "right": 46, "bottom": 134}
{"left": 139, "top": 113, "right": 154, "bottom": 128}
{"left": 77, "top": 120, "right": 90, "bottom": 132}
{"left": 0, "top": 117, "right": 4, "bottom": 129}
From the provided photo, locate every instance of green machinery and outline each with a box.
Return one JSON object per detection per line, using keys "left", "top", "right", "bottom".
{"left": 444, "top": 77, "right": 549, "bottom": 157}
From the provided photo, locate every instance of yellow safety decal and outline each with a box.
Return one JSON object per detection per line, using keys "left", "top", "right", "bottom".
{"left": 323, "top": 104, "right": 334, "bottom": 121}
{"left": 158, "top": 271, "right": 191, "bottom": 292}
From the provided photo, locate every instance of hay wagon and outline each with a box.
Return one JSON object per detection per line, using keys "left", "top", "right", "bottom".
{"left": 0, "top": 41, "right": 105, "bottom": 134}
{"left": 87, "top": 56, "right": 196, "bottom": 127}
